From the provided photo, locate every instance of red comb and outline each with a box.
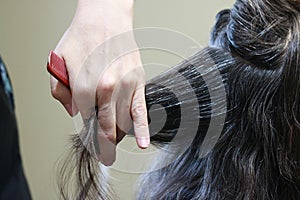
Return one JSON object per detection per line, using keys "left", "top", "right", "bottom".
{"left": 47, "top": 51, "right": 70, "bottom": 88}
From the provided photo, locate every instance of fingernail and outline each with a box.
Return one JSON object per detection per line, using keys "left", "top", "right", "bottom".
{"left": 137, "top": 136, "right": 150, "bottom": 149}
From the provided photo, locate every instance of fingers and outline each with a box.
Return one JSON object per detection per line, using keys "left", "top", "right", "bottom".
{"left": 115, "top": 77, "right": 134, "bottom": 143}
{"left": 114, "top": 67, "right": 150, "bottom": 149}
{"left": 50, "top": 42, "right": 149, "bottom": 167}
{"left": 50, "top": 76, "right": 78, "bottom": 116}
{"left": 131, "top": 83, "right": 150, "bottom": 149}
{"left": 94, "top": 67, "right": 149, "bottom": 167}
{"left": 96, "top": 127, "right": 116, "bottom": 166}
{"left": 95, "top": 77, "right": 118, "bottom": 165}
{"left": 96, "top": 76, "right": 117, "bottom": 142}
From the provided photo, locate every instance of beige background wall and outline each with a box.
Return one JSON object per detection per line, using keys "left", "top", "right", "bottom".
{"left": 0, "top": 0, "right": 234, "bottom": 199}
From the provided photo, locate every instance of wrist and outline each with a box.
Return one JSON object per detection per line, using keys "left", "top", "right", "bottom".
{"left": 75, "top": 0, "right": 134, "bottom": 21}
{"left": 71, "top": 0, "right": 134, "bottom": 35}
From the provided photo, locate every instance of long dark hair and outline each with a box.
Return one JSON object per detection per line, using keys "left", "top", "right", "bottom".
{"left": 57, "top": 0, "right": 300, "bottom": 199}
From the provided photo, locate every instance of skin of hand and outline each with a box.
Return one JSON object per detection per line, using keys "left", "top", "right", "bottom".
{"left": 50, "top": 0, "right": 150, "bottom": 166}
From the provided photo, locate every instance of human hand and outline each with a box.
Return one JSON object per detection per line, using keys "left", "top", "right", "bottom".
{"left": 50, "top": 0, "right": 149, "bottom": 166}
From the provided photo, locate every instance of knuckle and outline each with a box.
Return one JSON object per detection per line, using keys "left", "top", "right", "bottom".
{"left": 120, "top": 77, "right": 135, "bottom": 88}
{"left": 98, "top": 115, "right": 115, "bottom": 133}
{"left": 131, "top": 100, "right": 147, "bottom": 119}
{"left": 98, "top": 103, "right": 111, "bottom": 113}
{"left": 98, "top": 77, "right": 116, "bottom": 92}
{"left": 98, "top": 118, "right": 113, "bottom": 130}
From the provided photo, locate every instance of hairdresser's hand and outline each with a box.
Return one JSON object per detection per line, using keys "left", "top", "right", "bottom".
{"left": 50, "top": 0, "right": 149, "bottom": 166}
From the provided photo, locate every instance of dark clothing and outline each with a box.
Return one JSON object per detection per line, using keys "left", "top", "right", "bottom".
{"left": 0, "top": 56, "right": 31, "bottom": 200}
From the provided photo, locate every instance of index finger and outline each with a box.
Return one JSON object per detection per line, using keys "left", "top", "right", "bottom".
{"left": 131, "top": 85, "right": 150, "bottom": 149}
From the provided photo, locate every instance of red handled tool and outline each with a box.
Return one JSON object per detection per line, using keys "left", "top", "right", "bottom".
{"left": 47, "top": 51, "right": 70, "bottom": 88}
{"left": 47, "top": 50, "right": 101, "bottom": 157}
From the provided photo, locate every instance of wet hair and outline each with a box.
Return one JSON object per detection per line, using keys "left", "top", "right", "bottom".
{"left": 57, "top": 0, "right": 300, "bottom": 199}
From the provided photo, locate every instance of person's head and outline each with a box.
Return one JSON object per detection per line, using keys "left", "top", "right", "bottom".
{"left": 58, "top": 0, "right": 300, "bottom": 199}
